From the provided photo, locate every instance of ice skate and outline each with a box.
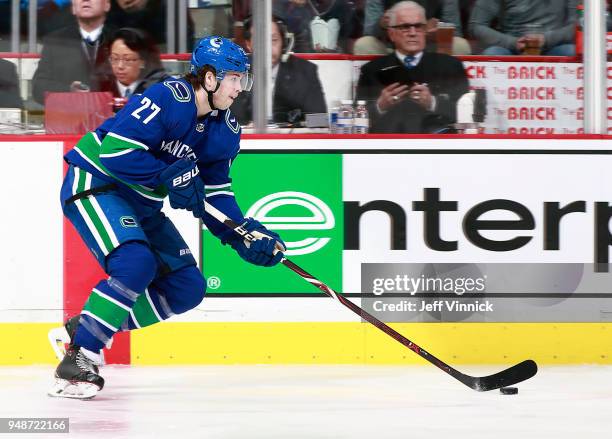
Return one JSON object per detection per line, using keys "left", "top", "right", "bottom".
{"left": 48, "top": 315, "right": 111, "bottom": 369}
{"left": 48, "top": 315, "right": 79, "bottom": 361}
{"left": 48, "top": 345, "right": 104, "bottom": 400}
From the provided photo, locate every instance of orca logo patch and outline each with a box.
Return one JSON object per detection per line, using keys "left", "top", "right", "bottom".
{"left": 164, "top": 80, "right": 191, "bottom": 102}
{"left": 120, "top": 216, "right": 138, "bottom": 228}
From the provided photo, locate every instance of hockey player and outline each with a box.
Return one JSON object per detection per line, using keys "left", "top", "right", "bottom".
{"left": 49, "top": 36, "right": 286, "bottom": 399}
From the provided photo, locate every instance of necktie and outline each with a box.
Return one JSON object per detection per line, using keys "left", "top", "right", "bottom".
{"left": 84, "top": 37, "right": 97, "bottom": 64}
{"left": 404, "top": 55, "right": 415, "bottom": 69}
{"left": 124, "top": 88, "right": 132, "bottom": 98}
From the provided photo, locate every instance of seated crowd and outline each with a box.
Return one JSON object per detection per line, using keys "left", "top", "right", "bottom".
{"left": 0, "top": 0, "right": 592, "bottom": 134}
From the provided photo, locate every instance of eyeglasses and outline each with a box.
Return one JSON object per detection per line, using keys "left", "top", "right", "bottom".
{"left": 109, "top": 56, "right": 141, "bottom": 65}
{"left": 389, "top": 22, "right": 426, "bottom": 32}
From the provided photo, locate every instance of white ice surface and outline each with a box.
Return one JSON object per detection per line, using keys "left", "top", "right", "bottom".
{"left": 1, "top": 364, "right": 611, "bottom": 439}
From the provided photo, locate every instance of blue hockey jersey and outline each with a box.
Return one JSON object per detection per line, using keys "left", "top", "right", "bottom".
{"left": 64, "top": 77, "right": 245, "bottom": 234}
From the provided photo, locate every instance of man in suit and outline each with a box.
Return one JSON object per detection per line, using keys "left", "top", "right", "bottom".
{"left": 356, "top": 0, "right": 469, "bottom": 133}
{"left": 0, "top": 59, "right": 23, "bottom": 108}
{"left": 32, "top": 0, "right": 114, "bottom": 105}
{"left": 231, "top": 15, "right": 327, "bottom": 126}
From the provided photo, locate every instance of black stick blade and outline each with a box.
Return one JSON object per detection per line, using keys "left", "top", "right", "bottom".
{"left": 459, "top": 360, "right": 538, "bottom": 391}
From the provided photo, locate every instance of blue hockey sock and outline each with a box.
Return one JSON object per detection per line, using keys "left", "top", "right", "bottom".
{"left": 120, "top": 285, "right": 174, "bottom": 330}
{"left": 73, "top": 241, "right": 158, "bottom": 352}
{"left": 74, "top": 278, "right": 139, "bottom": 352}
{"left": 120, "top": 265, "right": 206, "bottom": 331}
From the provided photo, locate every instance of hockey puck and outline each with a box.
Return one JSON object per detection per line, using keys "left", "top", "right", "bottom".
{"left": 500, "top": 387, "right": 518, "bottom": 395}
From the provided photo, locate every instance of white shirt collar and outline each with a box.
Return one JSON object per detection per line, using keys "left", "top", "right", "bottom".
{"left": 80, "top": 26, "right": 103, "bottom": 42}
{"left": 116, "top": 81, "right": 137, "bottom": 97}
{"left": 395, "top": 50, "right": 423, "bottom": 67}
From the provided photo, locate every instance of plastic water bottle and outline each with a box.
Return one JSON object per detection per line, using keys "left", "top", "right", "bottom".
{"left": 337, "top": 100, "right": 354, "bottom": 134}
{"left": 353, "top": 100, "right": 369, "bottom": 134}
{"left": 328, "top": 107, "right": 339, "bottom": 134}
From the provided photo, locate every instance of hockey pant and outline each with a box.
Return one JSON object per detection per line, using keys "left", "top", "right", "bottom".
{"left": 60, "top": 165, "right": 206, "bottom": 353}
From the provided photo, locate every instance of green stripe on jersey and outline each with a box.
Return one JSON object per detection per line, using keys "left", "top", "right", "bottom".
{"left": 83, "top": 290, "right": 130, "bottom": 330}
{"left": 101, "top": 132, "right": 148, "bottom": 155}
{"left": 131, "top": 293, "right": 162, "bottom": 328}
{"left": 74, "top": 132, "right": 167, "bottom": 201}
{"left": 73, "top": 168, "right": 116, "bottom": 255}
{"left": 75, "top": 166, "right": 87, "bottom": 193}
{"left": 206, "top": 191, "right": 235, "bottom": 197}
{"left": 79, "top": 193, "right": 117, "bottom": 254}
{"left": 205, "top": 183, "right": 232, "bottom": 197}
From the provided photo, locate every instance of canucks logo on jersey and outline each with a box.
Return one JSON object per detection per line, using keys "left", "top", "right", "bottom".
{"left": 64, "top": 77, "right": 241, "bottom": 204}
{"left": 164, "top": 80, "right": 191, "bottom": 103}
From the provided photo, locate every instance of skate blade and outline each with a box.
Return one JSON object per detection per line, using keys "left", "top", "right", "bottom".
{"left": 47, "top": 379, "right": 100, "bottom": 400}
{"left": 47, "top": 327, "right": 69, "bottom": 361}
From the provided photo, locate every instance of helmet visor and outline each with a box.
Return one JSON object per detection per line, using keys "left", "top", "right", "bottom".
{"left": 241, "top": 72, "right": 253, "bottom": 92}
{"left": 222, "top": 71, "right": 253, "bottom": 92}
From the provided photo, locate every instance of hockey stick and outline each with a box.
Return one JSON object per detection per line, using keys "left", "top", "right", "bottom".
{"left": 203, "top": 203, "right": 538, "bottom": 391}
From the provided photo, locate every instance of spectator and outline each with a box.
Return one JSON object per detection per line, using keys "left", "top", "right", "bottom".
{"left": 106, "top": 0, "right": 194, "bottom": 50}
{"left": 0, "top": 59, "right": 23, "bottom": 108}
{"left": 232, "top": 0, "right": 358, "bottom": 53}
{"left": 0, "top": 0, "right": 74, "bottom": 46}
{"left": 37, "top": 0, "right": 75, "bottom": 38}
{"left": 100, "top": 28, "right": 169, "bottom": 100}
{"left": 232, "top": 0, "right": 251, "bottom": 49}
{"left": 469, "top": 0, "right": 578, "bottom": 56}
{"left": 275, "top": 0, "right": 359, "bottom": 53}
{"left": 354, "top": 0, "right": 471, "bottom": 55}
{"left": 355, "top": 1, "right": 469, "bottom": 133}
{"left": 32, "top": 0, "right": 115, "bottom": 105}
{"left": 231, "top": 15, "right": 327, "bottom": 125}
{"left": 106, "top": 0, "right": 163, "bottom": 46}
{"left": 458, "top": 0, "right": 475, "bottom": 38}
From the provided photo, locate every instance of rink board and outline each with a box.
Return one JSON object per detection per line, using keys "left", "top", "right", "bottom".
{"left": 130, "top": 322, "right": 612, "bottom": 365}
{"left": 3, "top": 322, "right": 611, "bottom": 365}
{"left": 3, "top": 136, "right": 612, "bottom": 365}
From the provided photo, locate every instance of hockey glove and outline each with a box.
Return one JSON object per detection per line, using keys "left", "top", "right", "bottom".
{"left": 222, "top": 218, "right": 286, "bottom": 267}
{"left": 159, "top": 159, "right": 205, "bottom": 218}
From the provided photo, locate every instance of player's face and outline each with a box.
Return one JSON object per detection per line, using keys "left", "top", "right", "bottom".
{"left": 110, "top": 39, "right": 144, "bottom": 86}
{"left": 72, "top": 0, "right": 110, "bottom": 19}
{"left": 214, "top": 73, "right": 245, "bottom": 110}
{"left": 388, "top": 7, "right": 426, "bottom": 55}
